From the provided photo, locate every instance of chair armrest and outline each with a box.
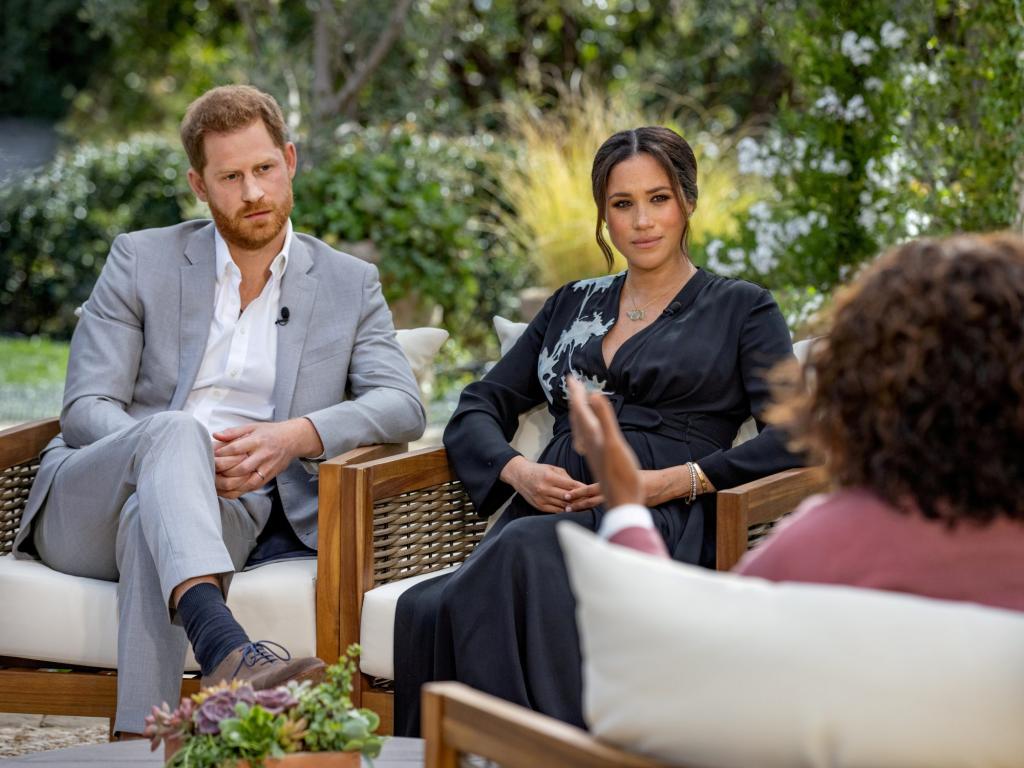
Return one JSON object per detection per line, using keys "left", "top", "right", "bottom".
{"left": 319, "top": 446, "right": 484, "bottom": 668}
{"left": 314, "top": 442, "right": 406, "bottom": 664}
{"left": 422, "top": 682, "right": 670, "bottom": 768}
{"left": 716, "top": 466, "right": 829, "bottom": 571}
{"left": 321, "top": 442, "right": 409, "bottom": 469}
{"left": 0, "top": 418, "right": 60, "bottom": 470}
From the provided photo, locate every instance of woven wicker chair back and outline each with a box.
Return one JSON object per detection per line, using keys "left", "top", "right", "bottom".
{"left": 371, "top": 480, "right": 487, "bottom": 585}
{"left": 1, "top": 460, "right": 37, "bottom": 556}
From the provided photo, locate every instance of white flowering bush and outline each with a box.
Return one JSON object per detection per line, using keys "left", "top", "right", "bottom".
{"left": 695, "top": 0, "right": 915, "bottom": 292}
{"left": 695, "top": 0, "right": 1024, "bottom": 332}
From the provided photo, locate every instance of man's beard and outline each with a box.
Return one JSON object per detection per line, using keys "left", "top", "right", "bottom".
{"left": 209, "top": 189, "right": 293, "bottom": 252}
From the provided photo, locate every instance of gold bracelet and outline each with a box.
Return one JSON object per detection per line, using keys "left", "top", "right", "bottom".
{"left": 693, "top": 462, "right": 711, "bottom": 494}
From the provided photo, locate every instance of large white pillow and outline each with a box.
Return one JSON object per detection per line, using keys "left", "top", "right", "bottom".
{"left": 558, "top": 522, "right": 1024, "bottom": 768}
{"left": 492, "top": 316, "right": 554, "bottom": 461}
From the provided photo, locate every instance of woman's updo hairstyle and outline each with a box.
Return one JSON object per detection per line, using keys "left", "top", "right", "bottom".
{"left": 591, "top": 126, "right": 699, "bottom": 270}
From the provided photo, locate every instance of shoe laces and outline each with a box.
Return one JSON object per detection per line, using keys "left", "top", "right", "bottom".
{"left": 232, "top": 640, "right": 293, "bottom": 678}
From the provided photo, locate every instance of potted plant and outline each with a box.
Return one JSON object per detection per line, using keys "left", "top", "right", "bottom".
{"left": 144, "top": 645, "right": 384, "bottom": 767}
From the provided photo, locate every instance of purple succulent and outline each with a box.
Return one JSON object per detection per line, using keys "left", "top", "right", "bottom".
{"left": 195, "top": 686, "right": 256, "bottom": 735}
{"left": 143, "top": 697, "right": 196, "bottom": 750}
{"left": 254, "top": 687, "right": 299, "bottom": 715}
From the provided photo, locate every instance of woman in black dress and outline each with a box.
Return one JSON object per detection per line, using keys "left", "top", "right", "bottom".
{"left": 394, "top": 126, "right": 802, "bottom": 734}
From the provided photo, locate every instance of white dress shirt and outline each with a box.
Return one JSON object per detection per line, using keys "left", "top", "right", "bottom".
{"left": 597, "top": 503, "right": 656, "bottom": 540}
{"left": 183, "top": 221, "right": 292, "bottom": 440}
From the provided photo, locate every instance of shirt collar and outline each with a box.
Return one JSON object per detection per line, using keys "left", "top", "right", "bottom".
{"left": 214, "top": 219, "right": 293, "bottom": 280}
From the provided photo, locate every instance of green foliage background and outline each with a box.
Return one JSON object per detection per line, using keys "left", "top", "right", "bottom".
{"left": 0, "top": 129, "right": 527, "bottom": 346}
{"left": 698, "top": 0, "right": 1024, "bottom": 311}
{"left": 0, "top": 137, "right": 190, "bottom": 336}
{"left": 3, "top": 0, "right": 1024, "bottom": 352}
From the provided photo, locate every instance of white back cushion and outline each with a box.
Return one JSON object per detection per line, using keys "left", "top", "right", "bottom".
{"left": 395, "top": 327, "right": 448, "bottom": 388}
{"left": 492, "top": 316, "right": 554, "bottom": 461}
{"left": 558, "top": 522, "right": 1024, "bottom": 768}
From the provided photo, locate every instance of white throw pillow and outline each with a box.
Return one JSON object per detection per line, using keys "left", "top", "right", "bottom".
{"left": 558, "top": 523, "right": 1024, "bottom": 768}
{"left": 492, "top": 316, "right": 554, "bottom": 461}
{"left": 732, "top": 337, "right": 813, "bottom": 446}
{"left": 395, "top": 327, "right": 449, "bottom": 386}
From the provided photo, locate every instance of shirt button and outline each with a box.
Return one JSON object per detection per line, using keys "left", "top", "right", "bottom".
{"left": 230, "top": 369, "right": 239, "bottom": 377}
{"left": 239, "top": 327, "right": 247, "bottom": 336}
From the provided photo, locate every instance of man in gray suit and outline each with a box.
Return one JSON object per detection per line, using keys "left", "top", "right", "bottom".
{"left": 12, "top": 85, "right": 426, "bottom": 735}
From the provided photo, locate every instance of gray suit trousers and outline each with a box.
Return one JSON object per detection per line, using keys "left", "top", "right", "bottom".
{"left": 31, "top": 412, "right": 271, "bottom": 733}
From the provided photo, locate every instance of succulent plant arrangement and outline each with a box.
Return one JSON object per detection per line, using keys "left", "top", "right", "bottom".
{"left": 144, "top": 645, "right": 383, "bottom": 767}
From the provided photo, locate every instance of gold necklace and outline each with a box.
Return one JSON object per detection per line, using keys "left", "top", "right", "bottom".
{"left": 625, "top": 263, "right": 695, "bottom": 321}
{"left": 625, "top": 281, "right": 681, "bottom": 321}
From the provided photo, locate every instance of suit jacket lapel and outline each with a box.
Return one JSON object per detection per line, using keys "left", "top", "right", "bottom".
{"left": 171, "top": 223, "right": 217, "bottom": 410}
{"left": 273, "top": 236, "right": 319, "bottom": 420}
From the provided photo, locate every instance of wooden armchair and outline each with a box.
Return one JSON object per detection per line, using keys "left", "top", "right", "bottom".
{"left": 336, "top": 445, "right": 828, "bottom": 733}
{"left": 423, "top": 681, "right": 670, "bottom": 767}
{"left": 0, "top": 418, "right": 404, "bottom": 728}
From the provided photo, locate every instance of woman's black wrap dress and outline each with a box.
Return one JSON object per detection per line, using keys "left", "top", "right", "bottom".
{"left": 393, "top": 268, "right": 803, "bottom": 734}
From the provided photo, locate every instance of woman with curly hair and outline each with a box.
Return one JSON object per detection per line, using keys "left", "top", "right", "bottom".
{"left": 734, "top": 233, "right": 1024, "bottom": 610}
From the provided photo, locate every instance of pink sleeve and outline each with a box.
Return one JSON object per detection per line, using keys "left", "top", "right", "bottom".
{"left": 608, "top": 526, "right": 670, "bottom": 557}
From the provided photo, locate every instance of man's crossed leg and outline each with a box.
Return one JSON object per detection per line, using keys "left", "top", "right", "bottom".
{"left": 32, "top": 411, "right": 323, "bottom": 734}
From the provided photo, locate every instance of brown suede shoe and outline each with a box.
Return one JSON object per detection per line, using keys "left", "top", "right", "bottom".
{"left": 201, "top": 641, "right": 326, "bottom": 690}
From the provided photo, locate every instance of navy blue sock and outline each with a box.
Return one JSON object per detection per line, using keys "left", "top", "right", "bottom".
{"left": 176, "top": 582, "right": 250, "bottom": 675}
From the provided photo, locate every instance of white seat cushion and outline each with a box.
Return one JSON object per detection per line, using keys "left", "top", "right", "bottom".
{"left": 0, "top": 556, "right": 317, "bottom": 671}
{"left": 558, "top": 522, "right": 1024, "bottom": 768}
{"left": 358, "top": 565, "right": 458, "bottom": 679}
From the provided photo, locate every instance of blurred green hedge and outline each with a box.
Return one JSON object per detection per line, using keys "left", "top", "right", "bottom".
{"left": 0, "top": 128, "right": 529, "bottom": 346}
{"left": 293, "top": 126, "right": 529, "bottom": 348}
{"left": 0, "top": 136, "right": 190, "bottom": 337}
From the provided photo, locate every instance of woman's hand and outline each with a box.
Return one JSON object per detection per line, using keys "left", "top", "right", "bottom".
{"left": 500, "top": 455, "right": 588, "bottom": 514}
{"left": 639, "top": 467, "right": 691, "bottom": 508}
{"left": 562, "top": 469, "right": 693, "bottom": 511}
{"left": 566, "top": 377, "right": 637, "bottom": 511}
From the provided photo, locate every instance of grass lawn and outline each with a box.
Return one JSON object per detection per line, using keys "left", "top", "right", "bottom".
{"left": 0, "top": 336, "right": 68, "bottom": 422}
{"left": 0, "top": 337, "right": 69, "bottom": 386}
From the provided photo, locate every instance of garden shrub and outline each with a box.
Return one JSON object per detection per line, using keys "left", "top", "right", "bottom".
{"left": 0, "top": 126, "right": 530, "bottom": 352}
{"left": 292, "top": 125, "right": 530, "bottom": 350}
{"left": 0, "top": 135, "right": 190, "bottom": 337}
{"left": 699, "top": 0, "right": 1024, "bottom": 298}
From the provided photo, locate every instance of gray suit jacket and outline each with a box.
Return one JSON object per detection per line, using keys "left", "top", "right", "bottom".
{"left": 15, "top": 220, "right": 425, "bottom": 554}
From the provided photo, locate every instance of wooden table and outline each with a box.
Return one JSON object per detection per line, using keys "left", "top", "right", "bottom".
{"left": 0, "top": 738, "right": 424, "bottom": 767}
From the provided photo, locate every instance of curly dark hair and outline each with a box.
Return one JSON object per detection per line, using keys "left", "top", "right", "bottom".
{"left": 771, "top": 233, "right": 1024, "bottom": 525}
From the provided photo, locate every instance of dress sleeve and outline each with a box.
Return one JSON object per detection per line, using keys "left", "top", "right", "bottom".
{"left": 443, "top": 294, "right": 556, "bottom": 517}
{"left": 697, "top": 288, "right": 805, "bottom": 490}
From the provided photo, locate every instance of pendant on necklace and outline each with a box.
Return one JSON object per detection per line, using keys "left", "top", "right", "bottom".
{"left": 627, "top": 308, "right": 645, "bottom": 321}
